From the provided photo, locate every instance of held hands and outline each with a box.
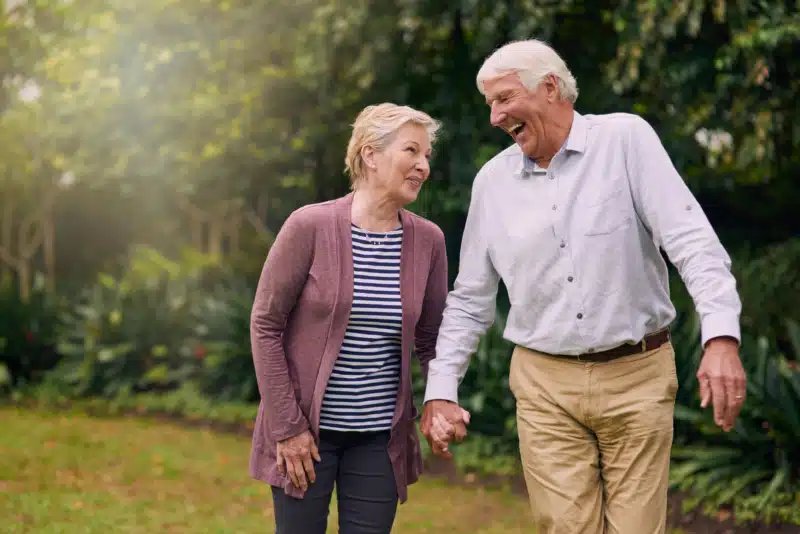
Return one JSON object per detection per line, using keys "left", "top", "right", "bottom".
{"left": 276, "top": 429, "right": 320, "bottom": 491}
{"left": 697, "top": 336, "right": 747, "bottom": 432}
{"left": 420, "top": 400, "right": 471, "bottom": 459}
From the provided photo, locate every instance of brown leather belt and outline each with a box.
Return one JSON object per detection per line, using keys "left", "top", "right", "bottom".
{"left": 547, "top": 328, "right": 671, "bottom": 363}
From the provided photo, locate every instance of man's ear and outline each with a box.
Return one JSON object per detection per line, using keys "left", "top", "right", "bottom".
{"left": 543, "top": 74, "right": 561, "bottom": 103}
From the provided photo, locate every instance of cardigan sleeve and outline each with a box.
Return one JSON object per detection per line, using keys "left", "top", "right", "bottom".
{"left": 414, "top": 224, "right": 449, "bottom": 379}
{"left": 250, "top": 209, "right": 314, "bottom": 442}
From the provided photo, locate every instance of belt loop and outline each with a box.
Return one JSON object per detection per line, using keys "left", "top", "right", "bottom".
{"left": 641, "top": 336, "right": 648, "bottom": 353}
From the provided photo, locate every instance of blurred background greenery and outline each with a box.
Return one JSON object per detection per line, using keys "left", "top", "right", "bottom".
{"left": 0, "top": 0, "right": 798, "bottom": 528}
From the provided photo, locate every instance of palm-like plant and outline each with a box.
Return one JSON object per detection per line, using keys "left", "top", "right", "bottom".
{"left": 670, "top": 319, "right": 800, "bottom": 523}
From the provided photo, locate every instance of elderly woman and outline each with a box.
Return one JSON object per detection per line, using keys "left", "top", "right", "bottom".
{"left": 248, "top": 103, "right": 449, "bottom": 534}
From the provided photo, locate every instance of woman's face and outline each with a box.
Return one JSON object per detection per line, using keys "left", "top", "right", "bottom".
{"left": 364, "top": 123, "right": 432, "bottom": 206}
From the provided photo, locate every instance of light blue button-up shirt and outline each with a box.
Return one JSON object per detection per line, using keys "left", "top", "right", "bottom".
{"left": 424, "top": 110, "right": 742, "bottom": 404}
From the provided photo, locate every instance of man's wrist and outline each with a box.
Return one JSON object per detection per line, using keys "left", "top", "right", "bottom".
{"left": 704, "top": 335, "right": 739, "bottom": 350}
{"left": 700, "top": 312, "right": 741, "bottom": 348}
{"left": 423, "top": 374, "right": 460, "bottom": 405}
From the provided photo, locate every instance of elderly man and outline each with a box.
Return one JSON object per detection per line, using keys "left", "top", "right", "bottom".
{"left": 420, "top": 39, "right": 746, "bottom": 534}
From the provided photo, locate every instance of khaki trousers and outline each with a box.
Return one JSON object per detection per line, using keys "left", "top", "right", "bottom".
{"left": 509, "top": 342, "right": 678, "bottom": 534}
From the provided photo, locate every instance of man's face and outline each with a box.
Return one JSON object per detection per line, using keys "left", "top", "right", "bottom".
{"left": 483, "top": 73, "right": 554, "bottom": 160}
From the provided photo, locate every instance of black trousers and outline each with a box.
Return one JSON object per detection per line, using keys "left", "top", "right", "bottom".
{"left": 271, "top": 429, "right": 399, "bottom": 534}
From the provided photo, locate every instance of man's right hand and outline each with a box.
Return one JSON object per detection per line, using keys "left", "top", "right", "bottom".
{"left": 276, "top": 429, "right": 321, "bottom": 491}
{"left": 420, "top": 400, "right": 471, "bottom": 459}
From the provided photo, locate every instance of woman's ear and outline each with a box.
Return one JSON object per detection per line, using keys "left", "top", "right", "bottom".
{"left": 361, "top": 145, "right": 377, "bottom": 170}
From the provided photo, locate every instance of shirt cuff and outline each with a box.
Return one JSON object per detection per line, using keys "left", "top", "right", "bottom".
{"left": 423, "top": 374, "right": 460, "bottom": 405}
{"left": 701, "top": 312, "right": 741, "bottom": 348}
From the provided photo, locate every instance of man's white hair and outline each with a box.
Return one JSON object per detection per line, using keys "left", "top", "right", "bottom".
{"left": 476, "top": 39, "right": 579, "bottom": 104}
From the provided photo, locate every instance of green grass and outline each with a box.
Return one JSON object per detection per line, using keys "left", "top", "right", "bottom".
{"left": 0, "top": 407, "right": 534, "bottom": 533}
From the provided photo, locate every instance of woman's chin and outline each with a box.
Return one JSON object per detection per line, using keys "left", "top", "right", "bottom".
{"left": 396, "top": 188, "right": 420, "bottom": 206}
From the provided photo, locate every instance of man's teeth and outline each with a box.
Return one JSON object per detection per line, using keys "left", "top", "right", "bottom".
{"left": 510, "top": 123, "right": 524, "bottom": 135}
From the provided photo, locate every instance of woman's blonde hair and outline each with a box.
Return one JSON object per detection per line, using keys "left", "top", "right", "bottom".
{"left": 344, "top": 103, "right": 441, "bottom": 189}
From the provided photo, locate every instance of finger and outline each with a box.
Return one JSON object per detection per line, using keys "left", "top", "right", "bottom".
{"left": 710, "top": 376, "right": 726, "bottom": 428}
{"left": 301, "top": 453, "right": 316, "bottom": 484}
{"left": 726, "top": 375, "right": 747, "bottom": 430}
{"left": 461, "top": 408, "right": 471, "bottom": 425}
{"left": 429, "top": 423, "right": 450, "bottom": 446}
{"left": 697, "top": 373, "right": 711, "bottom": 408}
{"left": 276, "top": 450, "right": 286, "bottom": 477}
{"left": 431, "top": 440, "right": 452, "bottom": 459}
{"left": 292, "top": 458, "right": 308, "bottom": 490}
{"left": 311, "top": 442, "right": 321, "bottom": 463}
{"left": 285, "top": 459, "right": 300, "bottom": 489}
{"left": 452, "top": 421, "right": 468, "bottom": 443}
{"left": 432, "top": 414, "right": 455, "bottom": 438}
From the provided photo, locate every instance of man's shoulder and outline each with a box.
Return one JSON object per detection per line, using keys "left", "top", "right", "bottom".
{"left": 582, "top": 111, "right": 653, "bottom": 137}
{"left": 474, "top": 143, "right": 522, "bottom": 186}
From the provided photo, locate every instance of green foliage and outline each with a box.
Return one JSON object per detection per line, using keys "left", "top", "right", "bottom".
{"left": 46, "top": 250, "right": 204, "bottom": 397}
{"left": 191, "top": 276, "right": 259, "bottom": 403}
{"left": 39, "top": 244, "right": 258, "bottom": 403}
{"left": 43, "top": 246, "right": 218, "bottom": 397}
{"left": 0, "top": 274, "right": 62, "bottom": 392}
{"left": 670, "top": 321, "right": 800, "bottom": 524}
{"left": 734, "top": 238, "right": 800, "bottom": 343}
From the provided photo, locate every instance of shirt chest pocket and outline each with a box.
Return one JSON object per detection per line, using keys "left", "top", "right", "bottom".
{"left": 575, "top": 184, "right": 633, "bottom": 297}
{"left": 579, "top": 185, "right": 632, "bottom": 236}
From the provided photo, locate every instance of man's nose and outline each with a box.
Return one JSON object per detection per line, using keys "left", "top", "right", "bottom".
{"left": 490, "top": 104, "right": 506, "bottom": 127}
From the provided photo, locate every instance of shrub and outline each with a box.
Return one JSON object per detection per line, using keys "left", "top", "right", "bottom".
{"left": 670, "top": 320, "right": 800, "bottom": 525}
{"left": 191, "top": 275, "right": 259, "bottom": 403}
{"left": 43, "top": 246, "right": 214, "bottom": 398}
{"left": 40, "top": 245, "right": 261, "bottom": 404}
{"left": 0, "top": 274, "right": 62, "bottom": 393}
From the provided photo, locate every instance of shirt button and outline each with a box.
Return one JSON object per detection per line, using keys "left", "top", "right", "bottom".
{"left": 552, "top": 204, "right": 557, "bottom": 210}
{"left": 577, "top": 313, "right": 583, "bottom": 319}
{"left": 568, "top": 276, "right": 574, "bottom": 282}
{"left": 560, "top": 241, "right": 566, "bottom": 248}
{"left": 587, "top": 348, "right": 595, "bottom": 353}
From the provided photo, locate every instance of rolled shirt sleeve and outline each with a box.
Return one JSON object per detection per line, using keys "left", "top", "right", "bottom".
{"left": 624, "top": 116, "right": 742, "bottom": 347}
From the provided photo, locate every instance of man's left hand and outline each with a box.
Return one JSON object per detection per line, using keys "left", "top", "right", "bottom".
{"left": 696, "top": 336, "right": 746, "bottom": 432}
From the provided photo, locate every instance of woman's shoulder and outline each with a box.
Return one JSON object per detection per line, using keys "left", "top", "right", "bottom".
{"left": 283, "top": 197, "right": 341, "bottom": 229}
{"left": 404, "top": 210, "right": 445, "bottom": 244}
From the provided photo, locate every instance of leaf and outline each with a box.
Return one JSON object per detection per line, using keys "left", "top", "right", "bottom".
{"left": 756, "top": 462, "right": 790, "bottom": 510}
{"left": 144, "top": 364, "right": 170, "bottom": 383}
{"left": 0, "top": 363, "right": 11, "bottom": 385}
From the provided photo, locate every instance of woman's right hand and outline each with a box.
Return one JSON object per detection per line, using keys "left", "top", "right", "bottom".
{"left": 276, "top": 430, "right": 321, "bottom": 491}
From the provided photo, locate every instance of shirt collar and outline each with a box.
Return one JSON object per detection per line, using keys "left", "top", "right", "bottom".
{"left": 517, "top": 110, "right": 588, "bottom": 176}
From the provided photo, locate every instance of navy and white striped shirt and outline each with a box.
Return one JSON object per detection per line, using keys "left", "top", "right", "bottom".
{"left": 319, "top": 224, "right": 403, "bottom": 432}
